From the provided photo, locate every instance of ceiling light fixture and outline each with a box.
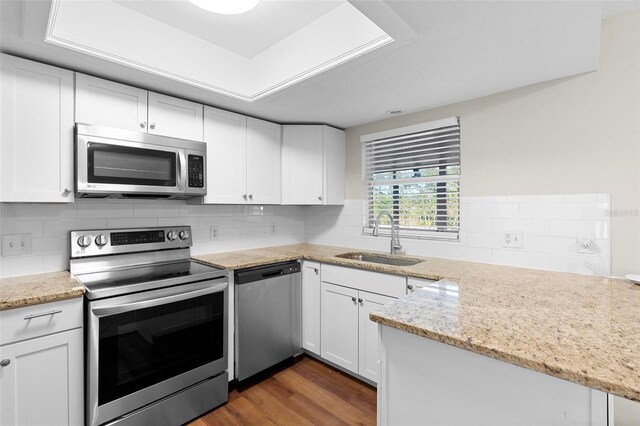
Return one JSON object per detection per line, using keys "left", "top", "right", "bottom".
{"left": 187, "top": 0, "right": 260, "bottom": 15}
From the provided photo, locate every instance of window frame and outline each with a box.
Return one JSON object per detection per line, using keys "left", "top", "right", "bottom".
{"left": 360, "top": 117, "right": 461, "bottom": 241}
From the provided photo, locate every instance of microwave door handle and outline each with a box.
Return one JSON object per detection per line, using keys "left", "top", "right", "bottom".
{"left": 91, "top": 281, "right": 227, "bottom": 317}
{"left": 178, "top": 150, "right": 187, "bottom": 192}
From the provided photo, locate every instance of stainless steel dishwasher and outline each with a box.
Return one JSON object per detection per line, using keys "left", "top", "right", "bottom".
{"left": 234, "top": 261, "right": 301, "bottom": 381}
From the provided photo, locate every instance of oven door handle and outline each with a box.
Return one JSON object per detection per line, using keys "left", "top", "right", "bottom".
{"left": 91, "top": 281, "right": 227, "bottom": 317}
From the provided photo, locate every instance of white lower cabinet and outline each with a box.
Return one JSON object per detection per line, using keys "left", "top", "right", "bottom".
{"left": 0, "top": 298, "right": 83, "bottom": 426}
{"left": 301, "top": 261, "right": 321, "bottom": 355}
{"left": 320, "top": 282, "right": 359, "bottom": 373}
{"left": 319, "top": 265, "right": 404, "bottom": 383}
{"left": 358, "top": 291, "right": 395, "bottom": 382}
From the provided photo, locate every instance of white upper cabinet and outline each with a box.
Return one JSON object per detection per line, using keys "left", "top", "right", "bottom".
{"left": 0, "top": 54, "right": 75, "bottom": 202}
{"left": 202, "top": 107, "right": 281, "bottom": 204}
{"left": 76, "top": 73, "right": 148, "bottom": 132}
{"left": 246, "top": 117, "right": 282, "bottom": 205}
{"left": 202, "top": 107, "right": 248, "bottom": 204}
{"left": 147, "top": 91, "right": 203, "bottom": 141}
{"left": 282, "top": 125, "right": 345, "bottom": 205}
{"left": 75, "top": 73, "right": 204, "bottom": 140}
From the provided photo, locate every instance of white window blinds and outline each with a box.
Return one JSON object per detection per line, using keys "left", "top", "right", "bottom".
{"left": 362, "top": 117, "right": 460, "bottom": 240}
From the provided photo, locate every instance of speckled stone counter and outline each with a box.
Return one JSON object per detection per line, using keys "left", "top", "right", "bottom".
{"left": 0, "top": 271, "right": 85, "bottom": 310}
{"left": 194, "top": 243, "right": 640, "bottom": 402}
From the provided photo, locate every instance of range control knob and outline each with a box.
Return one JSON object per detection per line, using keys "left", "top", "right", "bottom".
{"left": 77, "top": 235, "right": 92, "bottom": 248}
{"left": 179, "top": 230, "right": 190, "bottom": 240}
{"left": 95, "top": 234, "right": 109, "bottom": 247}
{"left": 167, "top": 231, "right": 178, "bottom": 241}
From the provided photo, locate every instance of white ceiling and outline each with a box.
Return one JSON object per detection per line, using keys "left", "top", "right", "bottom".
{"left": 114, "top": 0, "right": 344, "bottom": 59}
{"left": 1, "top": 1, "right": 637, "bottom": 129}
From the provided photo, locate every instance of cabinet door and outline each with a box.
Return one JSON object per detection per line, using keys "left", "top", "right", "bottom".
{"left": 282, "top": 125, "right": 323, "bottom": 205}
{"left": 75, "top": 73, "right": 148, "bottom": 132}
{"left": 358, "top": 291, "right": 395, "bottom": 383}
{"left": 1, "top": 55, "right": 74, "bottom": 202}
{"left": 321, "top": 282, "right": 359, "bottom": 373}
{"left": 202, "top": 106, "right": 248, "bottom": 204}
{"left": 322, "top": 126, "right": 346, "bottom": 205}
{"left": 0, "top": 329, "right": 83, "bottom": 426}
{"left": 246, "top": 117, "right": 281, "bottom": 205}
{"left": 148, "top": 92, "right": 203, "bottom": 141}
{"left": 301, "top": 261, "right": 321, "bottom": 355}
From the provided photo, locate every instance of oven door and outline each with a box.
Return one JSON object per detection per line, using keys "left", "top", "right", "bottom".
{"left": 76, "top": 134, "right": 186, "bottom": 196}
{"left": 86, "top": 278, "right": 227, "bottom": 426}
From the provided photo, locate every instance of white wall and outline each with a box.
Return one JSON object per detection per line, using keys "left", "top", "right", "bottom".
{"left": 0, "top": 199, "right": 306, "bottom": 278}
{"left": 344, "top": 11, "right": 640, "bottom": 276}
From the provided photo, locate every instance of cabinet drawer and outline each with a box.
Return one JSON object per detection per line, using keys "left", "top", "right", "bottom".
{"left": 0, "top": 298, "right": 82, "bottom": 346}
{"left": 321, "top": 264, "right": 406, "bottom": 298}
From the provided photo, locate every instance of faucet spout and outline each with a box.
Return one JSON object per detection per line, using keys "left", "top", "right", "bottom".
{"left": 373, "top": 211, "right": 403, "bottom": 255}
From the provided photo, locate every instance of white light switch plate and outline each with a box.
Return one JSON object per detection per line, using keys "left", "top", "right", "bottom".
{"left": 1, "top": 233, "right": 32, "bottom": 256}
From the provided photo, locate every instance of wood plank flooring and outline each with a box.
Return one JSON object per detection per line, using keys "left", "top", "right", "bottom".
{"left": 189, "top": 356, "right": 376, "bottom": 426}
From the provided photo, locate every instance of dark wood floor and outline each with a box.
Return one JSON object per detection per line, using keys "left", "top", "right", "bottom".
{"left": 189, "top": 356, "right": 377, "bottom": 425}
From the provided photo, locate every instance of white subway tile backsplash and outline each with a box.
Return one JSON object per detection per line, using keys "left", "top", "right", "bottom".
{"left": 0, "top": 193, "right": 611, "bottom": 278}
{"left": 306, "top": 193, "right": 610, "bottom": 276}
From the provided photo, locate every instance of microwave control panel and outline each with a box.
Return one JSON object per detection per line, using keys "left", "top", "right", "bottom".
{"left": 188, "top": 155, "right": 204, "bottom": 188}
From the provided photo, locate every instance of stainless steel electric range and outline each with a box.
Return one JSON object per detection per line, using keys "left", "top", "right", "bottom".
{"left": 70, "top": 226, "right": 228, "bottom": 426}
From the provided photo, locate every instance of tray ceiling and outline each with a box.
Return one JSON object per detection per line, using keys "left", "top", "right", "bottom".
{"left": 45, "top": 0, "right": 393, "bottom": 101}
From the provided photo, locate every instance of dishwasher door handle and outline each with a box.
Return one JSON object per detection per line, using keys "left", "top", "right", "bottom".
{"left": 261, "top": 270, "right": 284, "bottom": 279}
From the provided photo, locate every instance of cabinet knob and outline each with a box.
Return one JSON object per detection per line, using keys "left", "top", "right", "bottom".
{"left": 63, "top": 188, "right": 72, "bottom": 196}
{"left": 351, "top": 296, "right": 357, "bottom": 303}
{"left": 248, "top": 194, "right": 253, "bottom": 200}
{"left": 407, "top": 284, "right": 414, "bottom": 292}
{"left": 150, "top": 122, "right": 156, "bottom": 130}
{"left": 314, "top": 268, "right": 319, "bottom": 274}
{"left": 140, "top": 121, "right": 146, "bottom": 129}
{"left": 243, "top": 194, "right": 247, "bottom": 200}
{"left": 358, "top": 298, "right": 363, "bottom": 304}
{"left": 0, "top": 359, "right": 10, "bottom": 367}
{"left": 318, "top": 195, "right": 323, "bottom": 201}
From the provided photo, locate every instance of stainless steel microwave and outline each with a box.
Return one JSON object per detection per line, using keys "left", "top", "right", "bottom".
{"left": 75, "top": 124, "right": 206, "bottom": 199}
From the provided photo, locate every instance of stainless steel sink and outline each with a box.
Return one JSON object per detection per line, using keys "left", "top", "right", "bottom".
{"left": 335, "top": 252, "right": 424, "bottom": 267}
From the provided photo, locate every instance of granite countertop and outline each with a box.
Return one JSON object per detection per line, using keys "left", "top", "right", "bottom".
{"left": 0, "top": 271, "right": 85, "bottom": 310}
{"left": 194, "top": 243, "right": 640, "bottom": 403}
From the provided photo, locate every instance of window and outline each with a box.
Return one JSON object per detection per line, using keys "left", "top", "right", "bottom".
{"left": 362, "top": 117, "right": 460, "bottom": 240}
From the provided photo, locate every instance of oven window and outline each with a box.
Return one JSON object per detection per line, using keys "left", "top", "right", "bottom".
{"left": 88, "top": 143, "right": 177, "bottom": 187}
{"left": 97, "top": 292, "right": 224, "bottom": 406}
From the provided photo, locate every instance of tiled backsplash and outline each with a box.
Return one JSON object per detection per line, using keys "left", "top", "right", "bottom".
{"left": 0, "top": 200, "right": 306, "bottom": 278}
{"left": 306, "top": 194, "right": 611, "bottom": 276}
{"left": 0, "top": 193, "right": 611, "bottom": 278}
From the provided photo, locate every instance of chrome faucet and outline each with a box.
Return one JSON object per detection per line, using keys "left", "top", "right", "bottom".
{"left": 373, "top": 211, "right": 403, "bottom": 255}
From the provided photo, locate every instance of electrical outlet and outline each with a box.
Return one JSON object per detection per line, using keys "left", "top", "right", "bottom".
{"left": 1, "top": 233, "right": 32, "bottom": 256}
{"left": 270, "top": 222, "right": 277, "bottom": 235}
{"left": 210, "top": 226, "right": 219, "bottom": 240}
{"left": 577, "top": 235, "right": 595, "bottom": 254}
{"left": 502, "top": 231, "right": 523, "bottom": 249}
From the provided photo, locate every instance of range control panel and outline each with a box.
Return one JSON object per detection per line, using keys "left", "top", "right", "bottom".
{"left": 70, "top": 226, "right": 192, "bottom": 258}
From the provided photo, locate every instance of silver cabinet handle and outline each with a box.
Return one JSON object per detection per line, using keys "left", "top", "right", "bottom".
{"left": 24, "top": 309, "right": 62, "bottom": 320}
{"left": 358, "top": 298, "right": 363, "bottom": 304}
{"left": 63, "top": 188, "right": 72, "bottom": 196}
{"left": 351, "top": 296, "right": 357, "bottom": 303}
{"left": 407, "top": 284, "right": 414, "bottom": 291}
{"left": 313, "top": 268, "right": 319, "bottom": 274}
{"left": 0, "top": 359, "right": 10, "bottom": 367}
{"left": 248, "top": 194, "right": 253, "bottom": 200}
{"left": 140, "top": 121, "right": 146, "bottom": 129}
{"left": 150, "top": 122, "right": 156, "bottom": 130}
{"left": 318, "top": 195, "right": 323, "bottom": 200}
{"left": 243, "top": 194, "right": 247, "bottom": 200}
